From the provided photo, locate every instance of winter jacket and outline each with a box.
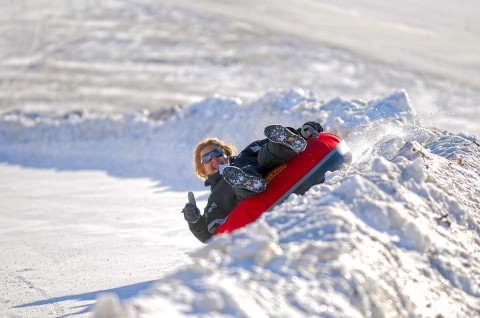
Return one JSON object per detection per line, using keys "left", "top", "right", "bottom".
{"left": 188, "top": 138, "right": 270, "bottom": 243}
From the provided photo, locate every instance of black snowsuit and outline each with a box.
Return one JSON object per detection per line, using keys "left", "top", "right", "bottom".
{"left": 189, "top": 131, "right": 298, "bottom": 243}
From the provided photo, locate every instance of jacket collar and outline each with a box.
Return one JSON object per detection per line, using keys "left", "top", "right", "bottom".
{"left": 204, "top": 172, "right": 222, "bottom": 187}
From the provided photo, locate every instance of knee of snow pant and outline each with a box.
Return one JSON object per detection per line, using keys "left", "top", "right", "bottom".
{"left": 242, "top": 164, "right": 262, "bottom": 177}
{"left": 257, "top": 141, "right": 296, "bottom": 169}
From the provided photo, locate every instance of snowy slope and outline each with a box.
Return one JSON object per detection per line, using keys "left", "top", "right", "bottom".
{"left": 1, "top": 1, "right": 480, "bottom": 316}
{"left": 2, "top": 89, "right": 478, "bottom": 317}
{"left": 99, "top": 91, "right": 479, "bottom": 318}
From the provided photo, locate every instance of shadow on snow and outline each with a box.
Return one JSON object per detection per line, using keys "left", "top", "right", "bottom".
{"left": 14, "top": 280, "right": 157, "bottom": 317}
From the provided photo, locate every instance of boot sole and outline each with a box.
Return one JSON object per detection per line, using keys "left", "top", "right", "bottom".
{"left": 264, "top": 125, "right": 307, "bottom": 153}
{"left": 222, "top": 166, "right": 266, "bottom": 193}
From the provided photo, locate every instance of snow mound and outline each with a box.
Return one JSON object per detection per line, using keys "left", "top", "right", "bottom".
{"left": 1, "top": 88, "right": 404, "bottom": 189}
{"left": 16, "top": 89, "right": 468, "bottom": 317}
{"left": 114, "top": 135, "right": 479, "bottom": 317}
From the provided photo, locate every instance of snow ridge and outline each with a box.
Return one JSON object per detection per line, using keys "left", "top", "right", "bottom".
{"left": 114, "top": 98, "right": 480, "bottom": 317}
{"left": 1, "top": 89, "right": 479, "bottom": 317}
{"left": 116, "top": 134, "right": 480, "bottom": 317}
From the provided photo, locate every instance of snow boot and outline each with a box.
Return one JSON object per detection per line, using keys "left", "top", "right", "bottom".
{"left": 264, "top": 124, "right": 307, "bottom": 153}
{"left": 222, "top": 166, "right": 266, "bottom": 193}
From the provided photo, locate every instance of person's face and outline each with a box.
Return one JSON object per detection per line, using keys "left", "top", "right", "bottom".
{"left": 200, "top": 144, "right": 227, "bottom": 176}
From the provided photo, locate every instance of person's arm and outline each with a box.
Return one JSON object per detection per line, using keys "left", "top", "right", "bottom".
{"left": 297, "top": 121, "right": 324, "bottom": 139}
{"left": 233, "top": 139, "right": 269, "bottom": 167}
{"left": 187, "top": 216, "right": 212, "bottom": 243}
{"left": 182, "top": 192, "right": 213, "bottom": 243}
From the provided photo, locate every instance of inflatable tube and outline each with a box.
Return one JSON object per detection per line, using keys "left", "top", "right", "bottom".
{"left": 215, "top": 133, "right": 352, "bottom": 235}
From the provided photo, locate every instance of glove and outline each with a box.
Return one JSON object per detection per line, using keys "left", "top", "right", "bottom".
{"left": 300, "top": 121, "right": 323, "bottom": 139}
{"left": 182, "top": 192, "right": 201, "bottom": 223}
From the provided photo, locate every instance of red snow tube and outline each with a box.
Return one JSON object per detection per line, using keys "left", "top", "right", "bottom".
{"left": 215, "top": 132, "right": 352, "bottom": 235}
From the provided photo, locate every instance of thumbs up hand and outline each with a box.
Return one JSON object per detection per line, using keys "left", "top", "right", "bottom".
{"left": 182, "top": 192, "right": 201, "bottom": 223}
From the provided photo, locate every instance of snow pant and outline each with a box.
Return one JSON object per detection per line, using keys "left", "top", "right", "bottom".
{"left": 257, "top": 141, "right": 296, "bottom": 170}
{"left": 232, "top": 141, "right": 296, "bottom": 199}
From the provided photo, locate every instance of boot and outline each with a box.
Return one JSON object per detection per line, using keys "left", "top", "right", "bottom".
{"left": 264, "top": 125, "right": 307, "bottom": 153}
{"left": 222, "top": 166, "right": 266, "bottom": 193}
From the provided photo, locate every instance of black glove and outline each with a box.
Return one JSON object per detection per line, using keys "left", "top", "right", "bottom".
{"left": 300, "top": 121, "right": 323, "bottom": 139}
{"left": 182, "top": 192, "right": 201, "bottom": 223}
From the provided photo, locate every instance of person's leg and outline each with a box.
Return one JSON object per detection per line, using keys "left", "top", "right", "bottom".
{"left": 231, "top": 186, "right": 259, "bottom": 199}
{"left": 257, "top": 141, "right": 296, "bottom": 169}
{"left": 258, "top": 125, "right": 306, "bottom": 169}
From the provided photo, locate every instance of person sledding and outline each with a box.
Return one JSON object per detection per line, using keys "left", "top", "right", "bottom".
{"left": 182, "top": 122, "right": 324, "bottom": 243}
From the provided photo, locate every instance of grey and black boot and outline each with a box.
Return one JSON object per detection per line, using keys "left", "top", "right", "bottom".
{"left": 222, "top": 166, "right": 266, "bottom": 193}
{"left": 264, "top": 125, "right": 307, "bottom": 153}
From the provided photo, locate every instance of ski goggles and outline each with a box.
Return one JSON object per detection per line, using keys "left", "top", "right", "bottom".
{"left": 200, "top": 148, "right": 225, "bottom": 164}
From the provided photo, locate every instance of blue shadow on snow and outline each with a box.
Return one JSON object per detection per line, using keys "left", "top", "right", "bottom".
{"left": 14, "top": 280, "right": 157, "bottom": 317}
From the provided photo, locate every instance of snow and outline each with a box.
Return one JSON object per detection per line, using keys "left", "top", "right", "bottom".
{"left": 1, "top": 0, "right": 480, "bottom": 317}
{"left": 2, "top": 89, "right": 479, "bottom": 317}
{"left": 1, "top": 0, "right": 480, "bottom": 135}
{"left": 0, "top": 165, "right": 198, "bottom": 317}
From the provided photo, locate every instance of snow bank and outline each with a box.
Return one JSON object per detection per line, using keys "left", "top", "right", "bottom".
{"left": 1, "top": 89, "right": 479, "bottom": 317}
{"left": 0, "top": 88, "right": 322, "bottom": 190}
{"left": 105, "top": 91, "right": 478, "bottom": 317}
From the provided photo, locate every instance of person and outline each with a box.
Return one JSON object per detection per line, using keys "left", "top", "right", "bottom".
{"left": 182, "top": 122, "right": 323, "bottom": 243}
